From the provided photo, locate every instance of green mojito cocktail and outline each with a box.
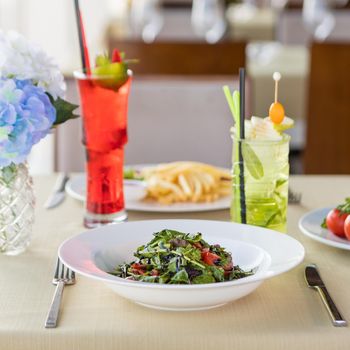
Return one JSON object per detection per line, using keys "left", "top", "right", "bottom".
{"left": 231, "top": 130, "right": 290, "bottom": 232}
{"left": 224, "top": 72, "right": 293, "bottom": 233}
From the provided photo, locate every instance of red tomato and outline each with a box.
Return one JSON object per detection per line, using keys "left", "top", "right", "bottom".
{"left": 131, "top": 263, "right": 143, "bottom": 270}
{"left": 130, "top": 263, "right": 146, "bottom": 275}
{"left": 201, "top": 251, "right": 221, "bottom": 265}
{"left": 344, "top": 215, "right": 350, "bottom": 240}
{"left": 326, "top": 209, "right": 349, "bottom": 238}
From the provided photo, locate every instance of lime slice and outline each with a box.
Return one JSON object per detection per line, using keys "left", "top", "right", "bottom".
{"left": 265, "top": 116, "right": 294, "bottom": 132}
{"left": 92, "top": 62, "right": 128, "bottom": 91}
{"left": 95, "top": 54, "right": 110, "bottom": 67}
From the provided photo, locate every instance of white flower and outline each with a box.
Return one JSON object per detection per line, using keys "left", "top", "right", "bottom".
{"left": 0, "top": 30, "right": 66, "bottom": 99}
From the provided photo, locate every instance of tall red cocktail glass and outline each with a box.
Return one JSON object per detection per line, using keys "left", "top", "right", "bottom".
{"left": 74, "top": 71, "right": 131, "bottom": 228}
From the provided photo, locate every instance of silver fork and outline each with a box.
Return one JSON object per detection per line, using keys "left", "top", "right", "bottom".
{"left": 45, "top": 258, "right": 76, "bottom": 328}
{"left": 288, "top": 189, "right": 302, "bottom": 204}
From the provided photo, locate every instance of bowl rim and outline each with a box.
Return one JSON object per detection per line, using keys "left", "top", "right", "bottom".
{"left": 58, "top": 219, "right": 304, "bottom": 289}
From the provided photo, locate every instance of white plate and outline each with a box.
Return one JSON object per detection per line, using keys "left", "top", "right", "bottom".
{"left": 59, "top": 220, "right": 304, "bottom": 311}
{"left": 66, "top": 166, "right": 231, "bottom": 213}
{"left": 65, "top": 174, "right": 147, "bottom": 208}
{"left": 299, "top": 207, "right": 350, "bottom": 251}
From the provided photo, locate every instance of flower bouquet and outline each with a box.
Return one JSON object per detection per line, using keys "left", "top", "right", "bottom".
{"left": 0, "top": 31, "right": 78, "bottom": 255}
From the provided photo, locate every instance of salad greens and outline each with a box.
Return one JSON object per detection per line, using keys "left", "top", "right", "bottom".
{"left": 110, "top": 229, "right": 253, "bottom": 284}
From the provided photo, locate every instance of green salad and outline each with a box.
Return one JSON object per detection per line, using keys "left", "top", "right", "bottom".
{"left": 110, "top": 229, "right": 253, "bottom": 284}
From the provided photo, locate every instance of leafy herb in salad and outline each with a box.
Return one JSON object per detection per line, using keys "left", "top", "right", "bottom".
{"left": 110, "top": 229, "right": 253, "bottom": 284}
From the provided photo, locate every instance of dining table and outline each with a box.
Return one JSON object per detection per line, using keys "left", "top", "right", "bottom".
{"left": 0, "top": 174, "right": 349, "bottom": 350}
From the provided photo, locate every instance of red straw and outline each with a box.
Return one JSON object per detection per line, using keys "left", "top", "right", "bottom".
{"left": 74, "top": 0, "right": 91, "bottom": 75}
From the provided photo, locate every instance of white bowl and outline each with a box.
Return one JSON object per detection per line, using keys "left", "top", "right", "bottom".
{"left": 59, "top": 220, "right": 304, "bottom": 311}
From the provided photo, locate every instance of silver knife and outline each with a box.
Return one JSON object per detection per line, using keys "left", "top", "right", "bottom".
{"left": 44, "top": 173, "right": 70, "bottom": 209}
{"left": 305, "top": 264, "right": 347, "bottom": 327}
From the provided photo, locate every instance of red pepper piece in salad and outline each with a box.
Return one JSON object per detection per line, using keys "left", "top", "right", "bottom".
{"left": 201, "top": 249, "right": 221, "bottom": 266}
{"left": 130, "top": 263, "right": 146, "bottom": 275}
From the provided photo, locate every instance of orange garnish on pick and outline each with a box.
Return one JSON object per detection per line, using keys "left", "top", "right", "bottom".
{"left": 269, "top": 102, "right": 285, "bottom": 124}
{"left": 269, "top": 72, "right": 285, "bottom": 125}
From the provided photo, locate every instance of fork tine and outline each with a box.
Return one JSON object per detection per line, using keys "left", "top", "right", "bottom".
{"left": 54, "top": 258, "right": 61, "bottom": 279}
{"left": 288, "top": 189, "right": 302, "bottom": 204}
{"left": 65, "top": 267, "right": 70, "bottom": 280}
{"left": 60, "top": 262, "right": 65, "bottom": 279}
{"left": 46, "top": 258, "right": 76, "bottom": 328}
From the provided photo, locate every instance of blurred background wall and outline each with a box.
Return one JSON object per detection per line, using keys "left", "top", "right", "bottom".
{"left": 1, "top": 0, "right": 350, "bottom": 174}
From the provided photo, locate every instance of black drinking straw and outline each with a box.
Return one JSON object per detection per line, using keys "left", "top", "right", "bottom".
{"left": 239, "top": 68, "right": 247, "bottom": 224}
{"left": 74, "top": 0, "right": 91, "bottom": 73}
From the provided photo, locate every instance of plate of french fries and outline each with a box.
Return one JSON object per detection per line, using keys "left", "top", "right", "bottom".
{"left": 66, "top": 162, "right": 232, "bottom": 212}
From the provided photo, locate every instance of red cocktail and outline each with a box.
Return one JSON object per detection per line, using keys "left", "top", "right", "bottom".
{"left": 74, "top": 71, "right": 131, "bottom": 228}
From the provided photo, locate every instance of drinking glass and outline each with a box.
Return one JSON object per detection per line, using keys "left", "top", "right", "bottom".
{"left": 191, "top": 0, "right": 227, "bottom": 44}
{"left": 130, "top": 0, "right": 163, "bottom": 43}
{"left": 74, "top": 71, "right": 132, "bottom": 228}
{"left": 302, "top": 0, "right": 335, "bottom": 41}
{"left": 231, "top": 135, "right": 290, "bottom": 232}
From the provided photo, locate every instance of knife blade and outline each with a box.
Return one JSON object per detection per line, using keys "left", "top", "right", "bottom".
{"left": 305, "top": 264, "right": 347, "bottom": 327}
{"left": 44, "top": 173, "right": 70, "bottom": 209}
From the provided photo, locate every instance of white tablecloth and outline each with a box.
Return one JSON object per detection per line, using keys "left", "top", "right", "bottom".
{"left": 0, "top": 175, "right": 349, "bottom": 350}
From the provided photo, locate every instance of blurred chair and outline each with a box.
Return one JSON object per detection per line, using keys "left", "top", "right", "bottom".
{"left": 125, "top": 77, "right": 247, "bottom": 167}
{"left": 110, "top": 40, "right": 246, "bottom": 168}
{"left": 226, "top": 4, "right": 276, "bottom": 42}
{"left": 246, "top": 42, "right": 309, "bottom": 152}
{"left": 304, "top": 42, "right": 350, "bottom": 174}
{"left": 56, "top": 40, "right": 246, "bottom": 172}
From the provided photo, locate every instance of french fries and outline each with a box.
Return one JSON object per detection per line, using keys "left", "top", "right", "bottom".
{"left": 141, "top": 162, "right": 231, "bottom": 204}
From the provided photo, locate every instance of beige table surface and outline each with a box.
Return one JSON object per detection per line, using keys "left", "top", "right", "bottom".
{"left": 1, "top": 175, "right": 350, "bottom": 350}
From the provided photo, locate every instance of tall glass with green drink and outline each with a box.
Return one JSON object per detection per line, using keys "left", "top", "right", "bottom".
{"left": 224, "top": 72, "right": 293, "bottom": 233}
{"left": 231, "top": 133, "right": 290, "bottom": 232}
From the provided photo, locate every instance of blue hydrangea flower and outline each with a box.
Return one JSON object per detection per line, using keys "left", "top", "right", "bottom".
{"left": 0, "top": 78, "right": 56, "bottom": 167}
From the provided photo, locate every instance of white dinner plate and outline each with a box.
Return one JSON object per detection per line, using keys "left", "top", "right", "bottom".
{"left": 299, "top": 207, "right": 350, "bottom": 251}
{"left": 66, "top": 165, "right": 231, "bottom": 213}
{"left": 59, "top": 220, "right": 304, "bottom": 311}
